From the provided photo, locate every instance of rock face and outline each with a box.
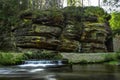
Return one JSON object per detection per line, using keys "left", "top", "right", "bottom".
{"left": 81, "top": 23, "right": 108, "bottom": 52}
{"left": 13, "top": 6, "right": 112, "bottom": 53}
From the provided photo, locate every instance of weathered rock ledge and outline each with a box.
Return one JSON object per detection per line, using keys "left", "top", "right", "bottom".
{"left": 13, "top": 6, "right": 112, "bottom": 53}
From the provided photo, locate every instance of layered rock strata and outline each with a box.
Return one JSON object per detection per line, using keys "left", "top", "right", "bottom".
{"left": 13, "top": 6, "right": 112, "bottom": 53}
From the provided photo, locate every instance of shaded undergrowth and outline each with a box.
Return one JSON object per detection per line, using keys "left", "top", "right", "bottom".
{"left": 0, "top": 50, "right": 63, "bottom": 65}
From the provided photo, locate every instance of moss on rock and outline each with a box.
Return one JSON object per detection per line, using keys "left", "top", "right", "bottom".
{"left": 13, "top": 6, "right": 111, "bottom": 53}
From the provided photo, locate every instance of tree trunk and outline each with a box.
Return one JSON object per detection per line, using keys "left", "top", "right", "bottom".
{"left": 81, "top": 0, "right": 83, "bottom": 7}
{"left": 98, "top": 0, "right": 100, "bottom": 7}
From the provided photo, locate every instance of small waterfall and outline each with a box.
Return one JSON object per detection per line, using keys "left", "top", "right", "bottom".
{"left": 24, "top": 60, "right": 54, "bottom": 64}
{"left": 78, "top": 43, "right": 82, "bottom": 53}
{"left": 18, "top": 60, "right": 68, "bottom": 68}
{"left": 58, "top": 60, "right": 62, "bottom": 65}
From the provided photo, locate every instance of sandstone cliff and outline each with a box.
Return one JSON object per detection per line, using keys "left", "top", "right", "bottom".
{"left": 13, "top": 6, "right": 112, "bottom": 53}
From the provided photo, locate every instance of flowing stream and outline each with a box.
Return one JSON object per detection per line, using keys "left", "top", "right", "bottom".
{"left": 0, "top": 61, "right": 120, "bottom": 80}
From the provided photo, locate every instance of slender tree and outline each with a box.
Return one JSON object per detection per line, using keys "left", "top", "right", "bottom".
{"left": 98, "top": 0, "right": 100, "bottom": 7}
{"left": 87, "top": 0, "right": 91, "bottom": 6}
{"left": 81, "top": 0, "right": 83, "bottom": 7}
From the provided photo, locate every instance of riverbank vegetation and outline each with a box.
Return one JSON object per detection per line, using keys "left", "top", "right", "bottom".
{"left": 61, "top": 52, "right": 120, "bottom": 65}
{"left": 0, "top": 51, "right": 62, "bottom": 65}
{"left": 82, "top": 53, "right": 120, "bottom": 65}
{"left": 0, "top": 52, "right": 24, "bottom": 65}
{"left": 0, "top": 51, "right": 120, "bottom": 65}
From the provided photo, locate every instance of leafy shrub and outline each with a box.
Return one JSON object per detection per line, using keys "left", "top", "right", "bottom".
{"left": 24, "top": 50, "right": 63, "bottom": 60}
{"left": 0, "top": 52, "right": 24, "bottom": 65}
{"left": 79, "top": 60, "right": 88, "bottom": 64}
{"left": 104, "top": 54, "right": 118, "bottom": 62}
{"left": 84, "top": 6, "right": 109, "bottom": 22}
{"left": 115, "top": 52, "right": 120, "bottom": 59}
{"left": 109, "top": 12, "right": 120, "bottom": 30}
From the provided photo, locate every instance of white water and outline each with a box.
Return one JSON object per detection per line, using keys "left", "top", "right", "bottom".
{"left": 19, "top": 64, "right": 57, "bottom": 67}
{"left": 18, "top": 60, "right": 64, "bottom": 68}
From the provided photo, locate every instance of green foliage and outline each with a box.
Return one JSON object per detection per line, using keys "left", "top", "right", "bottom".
{"left": 109, "top": 12, "right": 120, "bottom": 35}
{"left": 0, "top": 50, "right": 63, "bottom": 65}
{"left": 0, "top": 52, "right": 24, "bottom": 65}
{"left": 79, "top": 60, "right": 88, "bottom": 64}
{"left": 63, "top": 6, "right": 84, "bottom": 22}
{"left": 0, "top": 0, "right": 26, "bottom": 51}
{"left": 84, "top": 6, "right": 105, "bottom": 16}
{"left": 24, "top": 50, "right": 63, "bottom": 60}
{"left": 67, "top": 0, "right": 82, "bottom": 6}
{"left": 110, "top": 12, "right": 120, "bottom": 30}
{"left": 20, "top": 9, "right": 64, "bottom": 26}
{"left": 84, "top": 6, "right": 108, "bottom": 22}
{"left": 107, "top": 61, "right": 119, "bottom": 65}
{"left": 116, "top": 52, "right": 120, "bottom": 59}
{"left": 63, "top": 6, "right": 108, "bottom": 22}
{"left": 104, "top": 53, "right": 119, "bottom": 62}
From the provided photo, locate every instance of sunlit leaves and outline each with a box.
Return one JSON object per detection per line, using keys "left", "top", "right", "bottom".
{"left": 109, "top": 12, "right": 120, "bottom": 30}
{"left": 67, "top": 0, "right": 82, "bottom": 6}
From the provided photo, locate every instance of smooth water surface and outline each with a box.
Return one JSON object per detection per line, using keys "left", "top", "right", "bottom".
{"left": 0, "top": 64, "right": 120, "bottom": 80}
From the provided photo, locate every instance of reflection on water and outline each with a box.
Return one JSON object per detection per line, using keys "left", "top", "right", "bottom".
{"left": 0, "top": 64, "right": 120, "bottom": 80}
